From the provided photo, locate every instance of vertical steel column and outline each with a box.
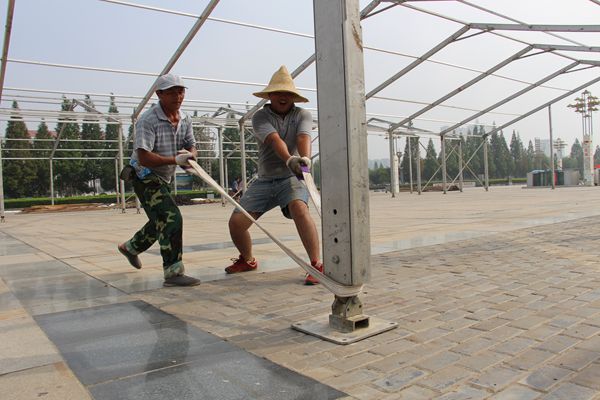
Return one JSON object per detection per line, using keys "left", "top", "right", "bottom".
{"left": 50, "top": 159, "right": 54, "bottom": 205}
{"left": 441, "top": 134, "right": 447, "bottom": 194}
{"left": 313, "top": 0, "right": 370, "bottom": 288}
{"left": 416, "top": 138, "right": 422, "bottom": 195}
{"left": 114, "top": 158, "right": 120, "bottom": 207}
{"left": 548, "top": 106, "right": 556, "bottom": 190}
{"left": 388, "top": 130, "right": 398, "bottom": 197}
{"left": 117, "top": 124, "right": 126, "bottom": 212}
{"left": 238, "top": 120, "right": 247, "bottom": 191}
{"left": 218, "top": 127, "right": 225, "bottom": 206}
{"left": 483, "top": 135, "right": 490, "bottom": 191}
{"left": 407, "top": 136, "right": 413, "bottom": 194}
{"left": 0, "top": 0, "right": 15, "bottom": 221}
{"left": 458, "top": 138, "right": 464, "bottom": 192}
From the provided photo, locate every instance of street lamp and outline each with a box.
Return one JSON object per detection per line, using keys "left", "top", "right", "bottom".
{"left": 568, "top": 90, "right": 599, "bottom": 185}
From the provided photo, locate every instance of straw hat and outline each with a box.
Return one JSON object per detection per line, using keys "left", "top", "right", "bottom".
{"left": 253, "top": 65, "right": 308, "bottom": 103}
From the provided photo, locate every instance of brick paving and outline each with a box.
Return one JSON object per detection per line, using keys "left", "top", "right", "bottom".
{"left": 2, "top": 186, "right": 600, "bottom": 399}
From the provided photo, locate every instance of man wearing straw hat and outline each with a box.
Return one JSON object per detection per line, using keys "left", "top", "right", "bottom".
{"left": 117, "top": 73, "right": 201, "bottom": 287}
{"left": 225, "top": 65, "right": 323, "bottom": 285}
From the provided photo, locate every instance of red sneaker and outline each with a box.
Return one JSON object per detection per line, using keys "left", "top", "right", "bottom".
{"left": 305, "top": 261, "right": 323, "bottom": 285}
{"left": 225, "top": 256, "right": 258, "bottom": 274}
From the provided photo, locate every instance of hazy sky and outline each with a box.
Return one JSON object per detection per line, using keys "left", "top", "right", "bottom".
{"left": 1, "top": 0, "right": 599, "bottom": 159}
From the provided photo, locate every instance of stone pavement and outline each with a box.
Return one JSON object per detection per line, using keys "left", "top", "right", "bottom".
{"left": 2, "top": 186, "right": 600, "bottom": 399}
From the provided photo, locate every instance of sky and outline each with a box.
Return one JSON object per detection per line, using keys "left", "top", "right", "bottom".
{"left": 1, "top": 0, "right": 599, "bottom": 160}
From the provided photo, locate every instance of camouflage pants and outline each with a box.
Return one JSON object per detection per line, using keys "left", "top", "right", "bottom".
{"left": 123, "top": 174, "right": 184, "bottom": 278}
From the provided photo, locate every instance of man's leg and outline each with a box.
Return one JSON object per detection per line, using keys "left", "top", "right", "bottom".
{"left": 228, "top": 211, "right": 257, "bottom": 262}
{"left": 120, "top": 177, "right": 160, "bottom": 264}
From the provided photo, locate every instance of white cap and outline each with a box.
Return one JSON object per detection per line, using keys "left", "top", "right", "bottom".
{"left": 155, "top": 74, "right": 187, "bottom": 91}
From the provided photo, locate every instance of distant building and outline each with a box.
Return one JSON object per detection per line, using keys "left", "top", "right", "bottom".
{"left": 534, "top": 138, "right": 551, "bottom": 158}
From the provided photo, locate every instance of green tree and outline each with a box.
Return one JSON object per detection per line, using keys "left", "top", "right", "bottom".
{"left": 54, "top": 97, "right": 86, "bottom": 196}
{"left": 80, "top": 95, "right": 104, "bottom": 193}
{"left": 32, "top": 119, "right": 53, "bottom": 196}
{"left": 490, "top": 131, "right": 511, "bottom": 178}
{"left": 526, "top": 140, "right": 535, "bottom": 172}
{"left": 423, "top": 138, "right": 438, "bottom": 181}
{"left": 100, "top": 95, "right": 120, "bottom": 192}
{"left": 400, "top": 136, "right": 419, "bottom": 183}
{"left": 509, "top": 130, "right": 526, "bottom": 177}
{"left": 464, "top": 127, "right": 483, "bottom": 179}
{"left": 3, "top": 101, "right": 36, "bottom": 198}
{"left": 567, "top": 138, "right": 583, "bottom": 174}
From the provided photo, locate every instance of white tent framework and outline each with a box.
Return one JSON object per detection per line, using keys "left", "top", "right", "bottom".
{"left": 1, "top": 0, "right": 600, "bottom": 336}
{"left": 0, "top": 0, "right": 597, "bottom": 213}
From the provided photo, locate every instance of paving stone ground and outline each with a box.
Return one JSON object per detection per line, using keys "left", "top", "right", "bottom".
{"left": 2, "top": 186, "right": 600, "bottom": 399}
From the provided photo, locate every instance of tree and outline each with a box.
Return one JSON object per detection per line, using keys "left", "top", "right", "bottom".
{"left": 567, "top": 138, "right": 583, "bottom": 174}
{"left": 80, "top": 95, "right": 104, "bottom": 193}
{"left": 32, "top": 119, "right": 53, "bottom": 196}
{"left": 100, "top": 95, "right": 120, "bottom": 192}
{"left": 526, "top": 140, "right": 535, "bottom": 172}
{"left": 3, "top": 101, "right": 37, "bottom": 198}
{"left": 509, "top": 130, "right": 526, "bottom": 177}
{"left": 464, "top": 127, "right": 483, "bottom": 179}
{"left": 594, "top": 145, "right": 600, "bottom": 166}
{"left": 423, "top": 138, "right": 438, "bottom": 181}
{"left": 490, "top": 131, "right": 511, "bottom": 178}
{"left": 54, "top": 97, "right": 86, "bottom": 196}
{"left": 400, "top": 136, "right": 419, "bottom": 183}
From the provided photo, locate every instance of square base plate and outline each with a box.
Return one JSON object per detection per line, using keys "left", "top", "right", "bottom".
{"left": 291, "top": 314, "right": 398, "bottom": 345}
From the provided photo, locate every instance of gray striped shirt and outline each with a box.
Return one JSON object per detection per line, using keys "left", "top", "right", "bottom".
{"left": 131, "top": 103, "right": 195, "bottom": 183}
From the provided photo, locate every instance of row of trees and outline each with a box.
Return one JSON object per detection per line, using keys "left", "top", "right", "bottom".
{"left": 2, "top": 100, "right": 594, "bottom": 197}
{"left": 370, "top": 126, "right": 597, "bottom": 187}
{"left": 1, "top": 99, "right": 225, "bottom": 199}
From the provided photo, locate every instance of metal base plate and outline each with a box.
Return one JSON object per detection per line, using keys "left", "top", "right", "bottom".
{"left": 291, "top": 314, "right": 398, "bottom": 345}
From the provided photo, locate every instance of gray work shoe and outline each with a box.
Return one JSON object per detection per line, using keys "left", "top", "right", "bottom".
{"left": 118, "top": 243, "right": 142, "bottom": 269}
{"left": 163, "top": 275, "right": 201, "bottom": 287}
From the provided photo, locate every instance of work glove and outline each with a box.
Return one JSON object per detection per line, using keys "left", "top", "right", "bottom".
{"left": 175, "top": 150, "right": 196, "bottom": 171}
{"left": 286, "top": 156, "right": 312, "bottom": 177}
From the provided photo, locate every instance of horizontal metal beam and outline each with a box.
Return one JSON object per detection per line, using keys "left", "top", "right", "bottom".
{"left": 470, "top": 23, "right": 600, "bottom": 32}
{"left": 390, "top": 45, "right": 533, "bottom": 131}
{"left": 439, "top": 61, "right": 580, "bottom": 136}
{"left": 366, "top": 25, "right": 469, "bottom": 99}
{"left": 533, "top": 44, "right": 600, "bottom": 52}
{"left": 485, "top": 74, "right": 600, "bottom": 137}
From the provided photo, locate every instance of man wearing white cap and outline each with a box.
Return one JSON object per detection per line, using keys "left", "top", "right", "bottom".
{"left": 226, "top": 65, "right": 323, "bottom": 285}
{"left": 118, "top": 73, "right": 201, "bottom": 287}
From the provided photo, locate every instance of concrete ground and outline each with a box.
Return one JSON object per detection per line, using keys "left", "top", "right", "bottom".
{"left": 2, "top": 185, "right": 600, "bottom": 399}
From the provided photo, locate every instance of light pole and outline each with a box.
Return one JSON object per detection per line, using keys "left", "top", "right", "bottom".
{"left": 568, "top": 90, "right": 599, "bottom": 186}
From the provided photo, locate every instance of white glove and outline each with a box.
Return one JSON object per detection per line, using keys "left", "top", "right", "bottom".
{"left": 175, "top": 149, "right": 195, "bottom": 167}
{"left": 299, "top": 156, "right": 312, "bottom": 171}
{"left": 286, "top": 156, "right": 302, "bottom": 176}
{"left": 286, "top": 156, "right": 312, "bottom": 176}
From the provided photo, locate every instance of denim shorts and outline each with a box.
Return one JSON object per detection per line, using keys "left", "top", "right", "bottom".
{"left": 235, "top": 175, "right": 309, "bottom": 219}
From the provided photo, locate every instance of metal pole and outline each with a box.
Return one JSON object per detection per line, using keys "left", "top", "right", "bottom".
{"left": 50, "top": 159, "right": 54, "bottom": 205}
{"left": 441, "top": 134, "right": 447, "bottom": 194}
{"left": 294, "top": 0, "right": 398, "bottom": 342}
{"left": 388, "top": 130, "right": 397, "bottom": 197}
{"left": 0, "top": 0, "right": 15, "bottom": 222}
{"left": 458, "top": 139, "right": 464, "bottom": 192}
{"left": 416, "top": 137, "right": 422, "bottom": 194}
{"left": 548, "top": 105, "right": 556, "bottom": 189}
{"left": 483, "top": 135, "right": 490, "bottom": 191}
{"left": 117, "top": 124, "right": 126, "bottom": 212}
{"left": 114, "top": 158, "right": 120, "bottom": 207}
{"left": 407, "top": 136, "right": 413, "bottom": 194}
{"left": 218, "top": 127, "right": 225, "bottom": 206}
